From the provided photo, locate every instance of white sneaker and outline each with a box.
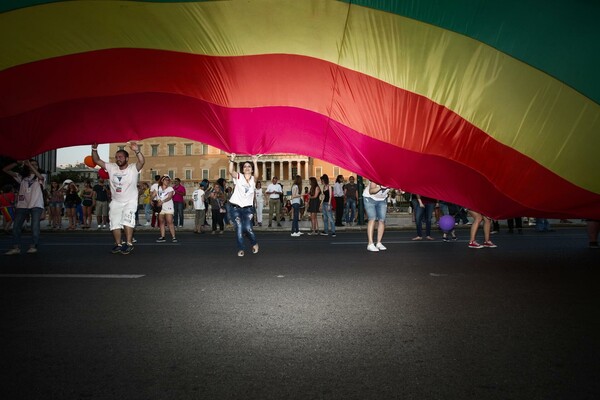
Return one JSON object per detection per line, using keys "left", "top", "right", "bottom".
{"left": 5, "top": 248, "right": 21, "bottom": 256}
{"left": 367, "top": 243, "right": 379, "bottom": 252}
{"left": 297, "top": 231, "right": 304, "bottom": 236}
{"left": 144, "top": 222, "right": 150, "bottom": 226}
{"left": 27, "top": 246, "right": 38, "bottom": 254}
{"left": 291, "top": 232, "right": 300, "bottom": 237}
{"left": 376, "top": 242, "right": 387, "bottom": 251}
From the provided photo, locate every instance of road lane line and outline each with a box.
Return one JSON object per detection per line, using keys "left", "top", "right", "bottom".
{"left": 0, "top": 274, "right": 145, "bottom": 278}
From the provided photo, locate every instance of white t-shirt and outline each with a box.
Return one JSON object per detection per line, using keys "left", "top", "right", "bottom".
{"left": 333, "top": 182, "right": 345, "bottom": 197}
{"left": 363, "top": 185, "right": 390, "bottom": 201}
{"left": 105, "top": 163, "right": 140, "bottom": 203}
{"left": 255, "top": 187, "right": 264, "bottom": 204}
{"left": 266, "top": 182, "right": 282, "bottom": 199}
{"left": 229, "top": 173, "right": 256, "bottom": 207}
{"left": 291, "top": 184, "right": 301, "bottom": 205}
{"left": 158, "top": 186, "right": 174, "bottom": 212}
{"left": 192, "top": 188, "right": 205, "bottom": 210}
{"left": 15, "top": 174, "right": 45, "bottom": 209}
{"left": 150, "top": 182, "right": 159, "bottom": 200}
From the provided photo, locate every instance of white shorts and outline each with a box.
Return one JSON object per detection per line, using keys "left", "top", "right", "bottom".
{"left": 108, "top": 199, "right": 138, "bottom": 230}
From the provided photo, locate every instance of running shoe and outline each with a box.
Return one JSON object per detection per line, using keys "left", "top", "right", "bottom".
{"left": 376, "top": 242, "right": 387, "bottom": 251}
{"left": 121, "top": 243, "right": 133, "bottom": 255}
{"left": 468, "top": 241, "right": 484, "bottom": 249}
{"left": 156, "top": 237, "right": 166, "bottom": 243}
{"left": 5, "top": 248, "right": 21, "bottom": 255}
{"left": 111, "top": 245, "right": 122, "bottom": 254}
{"left": 483, "top": 241, "right": 497, "bottom": 248}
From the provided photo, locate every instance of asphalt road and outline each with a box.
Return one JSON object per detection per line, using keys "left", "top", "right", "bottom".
{"left": 1, "top": 228, "right": 599, "bottom": 399}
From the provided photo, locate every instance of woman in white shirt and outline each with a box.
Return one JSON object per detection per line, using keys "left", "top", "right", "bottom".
{"left": 290, "top": 175, "right": 303, "bottom": 236}
{"left": 254, "top": 181, "right": 264, "bottom": 226}
{"left": 363, "top": 181, "right": 390, "bottom": 252}
{"left": 228, "top": 153, "right": 260, "bottom": 257}
{"left": 156, "top": 176, "right": 177, "bottom": 243}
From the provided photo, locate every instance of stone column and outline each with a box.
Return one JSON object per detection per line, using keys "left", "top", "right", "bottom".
{"left": 279, "top": 161, "right": 284, "bottom": 180}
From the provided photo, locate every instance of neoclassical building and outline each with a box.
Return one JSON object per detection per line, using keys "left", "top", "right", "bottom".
{"left": 109, "top": 137, "right": 356, "bottom": 187}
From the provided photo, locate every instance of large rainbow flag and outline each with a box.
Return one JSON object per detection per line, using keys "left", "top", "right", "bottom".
{"left": 1, "top": 0, "right": 599, "bottom": 219}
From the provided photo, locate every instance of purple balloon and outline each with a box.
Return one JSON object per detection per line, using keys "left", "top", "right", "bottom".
{"left": 439, "top": 215, "right": 455, "bottom": 232}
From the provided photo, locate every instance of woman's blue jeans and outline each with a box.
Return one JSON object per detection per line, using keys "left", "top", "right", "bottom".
{"left": 415, "top": 203, "right": 434, "bottom": 237}
{"left": 12, "top": 207, "right": 43, "bottom": 248}
{"left": 321, "top": 203, "right": 335, "bottom": 234}
{"left": 291, "top": 203, "right": 300, "bottom": 233}
{"left": 231, "top": 205, "right": 257, "bottom": 251}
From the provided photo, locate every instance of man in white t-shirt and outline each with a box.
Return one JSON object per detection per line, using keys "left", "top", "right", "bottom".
{"left": 192, "top": 182, "right": 206, "bottom": 234}
{"left": 92, "top": 141, "right": 145, "bottom": 254}
{"left": 265, "top": 176, "right": 283, "bottom": 227}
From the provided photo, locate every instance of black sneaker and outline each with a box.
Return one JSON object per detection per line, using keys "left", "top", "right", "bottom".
{"left": 172, "top": 238, "right": 178, "bottom": 243}
{"left": 156, "top": 237, "right": 166, "bottom": 243}
{"left": 331, "top": 233, "right": 336, "bottom": 237}
{"left": 319, "top": 231, "right": 328, "bottom": 236}
{"left": 121, "top": 243, "right": 133, "bottom": 255}
{"left": 111, "top": 244, "right": 122, "bottom": 254}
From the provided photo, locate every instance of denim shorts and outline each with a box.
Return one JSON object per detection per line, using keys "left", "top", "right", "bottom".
{"left": 363, "top": 197, "right": 387, "bottom": 221}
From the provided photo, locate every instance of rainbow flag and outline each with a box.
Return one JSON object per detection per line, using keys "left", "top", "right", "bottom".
{"left": 1, "top": 0, "right": 599, "bottom": 218}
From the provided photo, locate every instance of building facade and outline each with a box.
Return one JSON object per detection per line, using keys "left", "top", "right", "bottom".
{"left": 109, "top": 137, "right": 356, "bottom": 188}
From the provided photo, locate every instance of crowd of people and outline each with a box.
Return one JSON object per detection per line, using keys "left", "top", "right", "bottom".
{"left": 2, "top": 145, "right": 599, "bottom": 255}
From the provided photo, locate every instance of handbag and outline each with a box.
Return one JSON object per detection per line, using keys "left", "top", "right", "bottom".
{"left": 152, "top": 200, "right": 162, "bottom": 213}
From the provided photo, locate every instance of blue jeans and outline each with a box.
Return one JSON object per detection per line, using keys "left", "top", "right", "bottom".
{"left": 291, "top": 203, "right": 300, "bottom": 233}
{"left": 535, "top": 218, "right": 551, "bottom": 232}
{"left": 173, "top": 202, "right": 184, "bottom": 226}
{"left": 12, "top": 207, "right": 43, "bottom": 248}
{"left": 144, "top": 203, "right": 152, "bottom": 223}
{"left": 345, "top": 197, "right": 356, "bottom": 224}
{"left": 363, "top": 197, "right": 387, "bottom": 221}
{"left": 415, "top": 203, "right": 434, "bottom": 237}
{"left": 231, "top": 205, "right": 257, "bottom": 251}
{"left": 322, "top": 203, "right": 335, "bottom": 234}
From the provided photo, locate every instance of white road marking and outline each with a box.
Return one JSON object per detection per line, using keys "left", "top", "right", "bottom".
{"left": 0, "top": 274, "right": 145, "bottom": 279}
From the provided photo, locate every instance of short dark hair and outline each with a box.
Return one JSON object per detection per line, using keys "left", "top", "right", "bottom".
{"left": 116, "top": 149, "right": 129, "bottom": 158}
